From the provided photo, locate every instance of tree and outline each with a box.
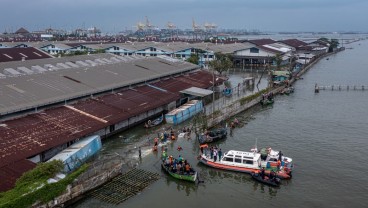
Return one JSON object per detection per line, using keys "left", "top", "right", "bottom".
{"left": 330, "top": 39, "right": 339, "bottom": 51}
{"left": 186, "top": 53, "right": 199, "bottom": 65}
{"left": 209, "top": 52, "right": 233, "bottom": 75}
{"left": 273, "top": 53, "right": 283, "bottom": 70}
{"left": 319, "top": 37, "right": 339, "bottom": 52}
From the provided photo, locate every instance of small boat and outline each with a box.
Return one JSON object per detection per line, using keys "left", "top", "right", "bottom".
{"left": 144, "top": 115, "right": 164, "bottom": 128}
{"left": 251, "top": 172, "right": 280, "bottom": 187}
{"left": 288, "top": 86, "right": 295, "bottom": 93}
{"left": 260, "top": 98, "right": 274, "bottom": 106}
{"left": 281, "top": 87, "right": 294, "bottom": 95}
{"left": 222, "top": 88, "right": 233, "bottom": 97}
{"left": 197, "top": 128, "right": 227, "bottom": 144}
{"left": 161, "top": 163, "right": 197, "bottom": 182}
{"left": 198, "top": 149, "right": 292, "bottom": 179}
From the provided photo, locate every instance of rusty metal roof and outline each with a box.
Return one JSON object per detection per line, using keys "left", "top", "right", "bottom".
{"left": 0, "top": 70, "right": 220, "bottom": 192}
{"left": 0, "top": 159, "right": 36, "bottom": 192}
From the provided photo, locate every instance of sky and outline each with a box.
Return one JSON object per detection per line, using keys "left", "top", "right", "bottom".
{"left": 1, "top": 0, "right": 367, "bottom": 33}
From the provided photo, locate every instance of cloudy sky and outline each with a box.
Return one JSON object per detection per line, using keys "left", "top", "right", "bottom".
{"left": 1, "top": 0, "right": 367, "bottom": 33}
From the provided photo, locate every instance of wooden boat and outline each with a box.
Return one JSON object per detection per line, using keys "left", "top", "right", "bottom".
{"left": 144, "top": 115, "right": 164, "bottom": 128}
{"left": 251, "top": 172, "right": 280, "bottom": 187}
{"left": 197, "top": 128, "right": 227, "bottom": 144}
{"left": 161, "top": 163, "right": 197, "bottom": 182}
{"left": 198, "top": 149, "right": 292, "bottom": 179}
{"left": 222, "top": 88, "right": 233, "bottom": 97}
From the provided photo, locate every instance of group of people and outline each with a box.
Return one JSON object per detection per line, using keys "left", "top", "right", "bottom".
{"left": 152, "top": 128, "right": 177, "bottom": 151}
{"left": 163, "top": 154, "right": 193, "bottom": 175}
{"left": 259, "top": 167, "right": 277, "bottom": 182}
{"left": 200, "top": 145, "right": 223, "bottom": 162}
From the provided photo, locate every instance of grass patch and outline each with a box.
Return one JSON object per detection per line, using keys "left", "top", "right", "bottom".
{"left": 239, "top": 88, "right": 269, "bottom": 105}
{"left": 0, "top": 161, "right": 88, "bottom": 208}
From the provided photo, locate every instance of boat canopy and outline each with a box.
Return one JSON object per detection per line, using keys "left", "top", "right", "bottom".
{"left": 225, "top": 150, "right": 261, "bottom": 161}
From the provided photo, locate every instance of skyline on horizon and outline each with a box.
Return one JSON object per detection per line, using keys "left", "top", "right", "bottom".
{"left": 1, "top": 0, "right": 367, "bottom": 33}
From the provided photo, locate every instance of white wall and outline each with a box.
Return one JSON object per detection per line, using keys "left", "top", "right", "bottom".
{"left": 235, "top": 48, "right": 276, "bottom": 57}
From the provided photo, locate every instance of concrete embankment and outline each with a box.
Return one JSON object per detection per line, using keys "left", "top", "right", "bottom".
{"left": 33, "top": 153, "right": 139, "bottom": 208}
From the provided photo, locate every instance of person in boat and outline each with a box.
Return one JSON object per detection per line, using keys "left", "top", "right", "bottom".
{"left": 176, "top": 163, "right": 182, "bottom": 174}
{"left": 185, "top": 163, "right": 191, "bottom": 174}
{"left": 278, "top": 150, "right": 283, "bottom": 161}
{"left": 169, "top": 155, "right": 173, "bottom": 165}
{"left": 218, "top": 148, "right": 222, "bottom": 161}
{"left": 138, "top": 147, "right": 142, "bottom": 158}
{"left": 177, "top": 146, "right": 183, "bottom": 151}
{"left": 213, "top": 148, "right": 218, "bottom": 162}
{"left": 165, "top": 157, "right": 170, "bottom": 167}
{"left": 260, "top": 167, "right": 265, "bottom": 179}
{"left": 270, "top": 170, "right": 276, "bottom": 181}
{"left": 154, "top": 137, "right": 159, "bottom": 146}
{"left": 178, "top": 155, "right": 183, "bottom": 164}
{"left": 210, "top": 146, "right": 214, "bottom": 159}
{"left": 230, "top": 122, "right": 235, "bottom": 129}
{"left": 277, "top": 160, "right": 281, "bottom": 172}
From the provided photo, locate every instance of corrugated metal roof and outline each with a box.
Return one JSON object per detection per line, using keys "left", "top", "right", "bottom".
{"left": 0, "top": 55, "right": 198, "bottom": 115}
{"left": 0, "top": 69, "right": 221, "bottom": 191}
{"left": 180, "top": 87, "right": 213, "bottom": 97}
{"left": 0, "top": 159, "right": 36, "bottom": 192}
{"left": 0, "top": 47, "right": 52, "bottom": 63}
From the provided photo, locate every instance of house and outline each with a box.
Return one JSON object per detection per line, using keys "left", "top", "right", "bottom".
{"left": 272, "top": 70, "right": 290, "bottom": 84}
{"left": 40, "top": 43, "right": 71, "bottom": 55}
{"left": 233, "top": 45, "right": 281, "bottom": 65}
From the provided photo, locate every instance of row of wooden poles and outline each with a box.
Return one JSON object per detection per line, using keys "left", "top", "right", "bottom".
{"left": 315, "top": 84, "right": 367, "bottom": 92}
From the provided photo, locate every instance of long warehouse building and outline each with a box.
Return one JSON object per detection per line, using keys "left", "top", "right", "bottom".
{"left": 0, "top": 53, "right": 225, "bottom": 191}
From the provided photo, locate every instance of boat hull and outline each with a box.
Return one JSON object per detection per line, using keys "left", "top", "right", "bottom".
{"left": 145, "top": 115, "right": 163, "bottom": 128}
{"left": 251, "top": 173, "right": 280, "bottom": 187}
{"left": 161, "top": 164, "right": 197, "bottom": 182}
{"left": 199, "top": 156, "right": 291, "bottom": 179}
{"left": 198, "top": 128, "right": 227, "bottom": 144}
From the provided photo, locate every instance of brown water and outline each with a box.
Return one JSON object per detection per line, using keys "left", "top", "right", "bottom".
{"left": 73, "top": 39, "right": 368, "bottom": 208}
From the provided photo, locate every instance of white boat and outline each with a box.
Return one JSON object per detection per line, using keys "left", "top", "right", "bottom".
{"left": 199, "top": 148, "right": 292, "bottom": 179}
